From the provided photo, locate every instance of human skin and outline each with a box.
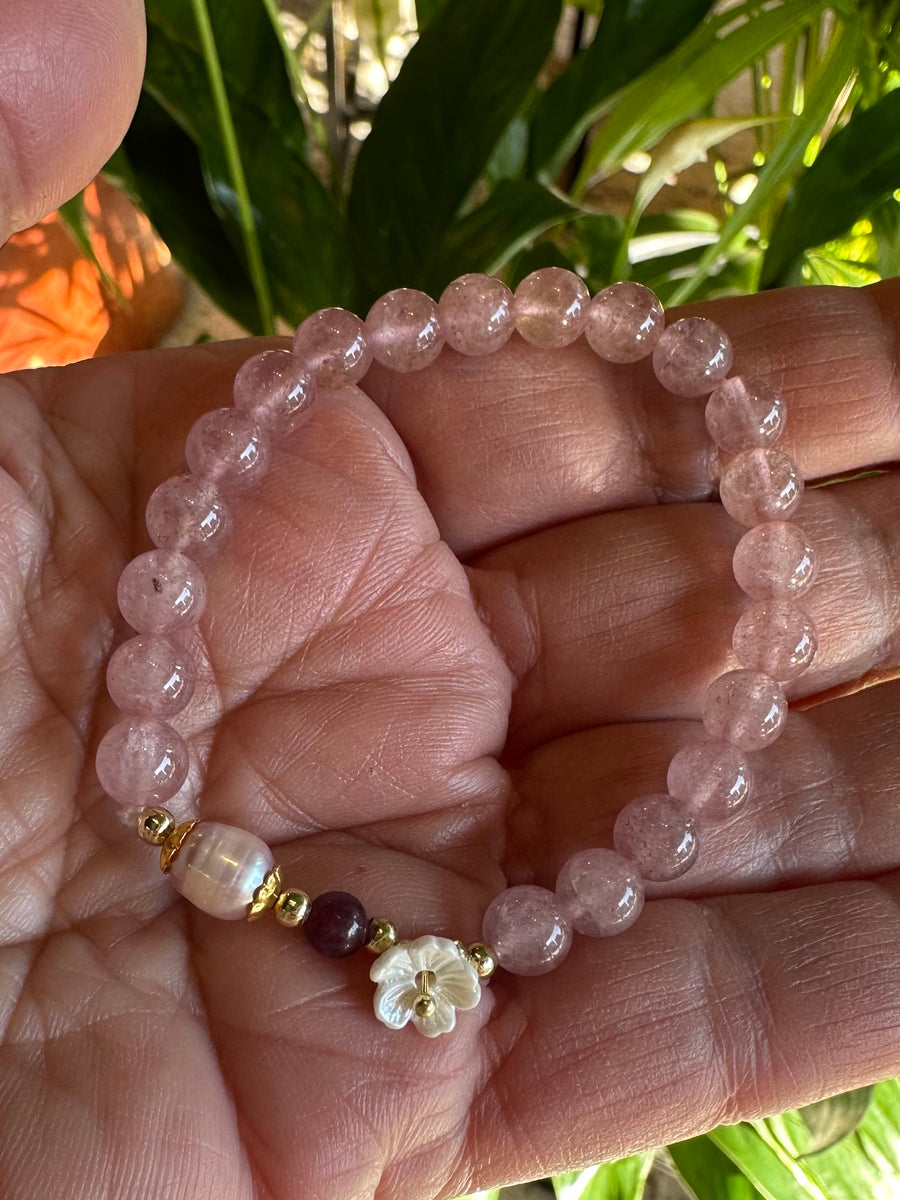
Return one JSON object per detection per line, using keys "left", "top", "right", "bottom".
{"left": 3, "top": 5, "right": 900, "bottom": 1199}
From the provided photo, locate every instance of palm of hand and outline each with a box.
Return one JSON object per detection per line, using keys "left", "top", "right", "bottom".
{"left": 2, "top": 284, "right": 900, "bottom": 1199}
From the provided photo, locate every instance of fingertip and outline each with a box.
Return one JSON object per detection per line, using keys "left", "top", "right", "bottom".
{"left": 0, "top": 0, "right": 146, "bottom": 242}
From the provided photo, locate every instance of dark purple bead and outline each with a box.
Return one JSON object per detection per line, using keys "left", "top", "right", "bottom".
{"left": 304, "top": 891, "right": 368, "bottom": 958}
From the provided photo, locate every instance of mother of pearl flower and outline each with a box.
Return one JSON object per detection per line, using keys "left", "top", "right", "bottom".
{"left": 370, "top": 935, "right": 482, "bottom": 1037}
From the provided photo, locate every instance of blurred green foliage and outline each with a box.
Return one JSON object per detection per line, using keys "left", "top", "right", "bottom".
{"left": 102, "top": 0, "right": 900, "bottom": 334}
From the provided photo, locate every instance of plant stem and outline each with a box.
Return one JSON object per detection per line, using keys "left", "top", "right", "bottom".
{"left": 190, "top": 0, "right": 275, "bottom": 334}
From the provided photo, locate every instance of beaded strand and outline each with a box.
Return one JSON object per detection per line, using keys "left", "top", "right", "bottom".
{"left": 95, "top": 270, "right": 817, "bottom": 1036}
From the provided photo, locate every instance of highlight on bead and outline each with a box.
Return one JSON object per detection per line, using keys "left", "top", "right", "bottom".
{"left": 96, "top": 271, "right": 818, "bottom": 1034}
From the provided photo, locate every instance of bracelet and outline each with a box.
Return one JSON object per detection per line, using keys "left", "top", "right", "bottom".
{"left": 95, "top": 269, "right": 816, "bottom": 1038}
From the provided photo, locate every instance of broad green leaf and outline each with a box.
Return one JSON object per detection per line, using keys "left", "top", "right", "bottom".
{"left": 552, "top": 1152, "right": 655, "bottom": 1200}
{"left": 414, "top": 0, "right": 448, "bottom": 30}
{"left": 570, "top": 212, "right": 626, "bottom": 289}
{"left": 872, "top": 196, "right": 900, "bottom": 277}
{"left": 804, "top": 248, "right": 883, "bottom": 286}
{"left": 529, "top": 0, "right": 714, "bottom": 180}
{"left": 575, "top": 0, "right": 833, "bottom": 193}
{"left": 436, "top": 179, "right": 579, "bottom": 285}
{"left": 669, "top": 15, "right": 865, "bottom": 303}
{"left": 707, "top": 1122, "right": 828, "bottom": 1200}
{"left": 348, "top": 0, "right": 561, "bottom": 302}
{"left": 142, "top": 0, "right": 353, "bottom": 325}
{"left": 118, "top": 93, "right": 262, "bottom": 331}
{"left": 669, "top": 1135, "right": 764, "bottom": 1199}
{"left": 761, "top": 88, "right": 900, "bottom": 285}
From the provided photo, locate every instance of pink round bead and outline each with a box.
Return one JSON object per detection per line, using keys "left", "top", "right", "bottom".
{"left": 233, "top": 349, "right": 315, "bottom": 435}
{"left": 585, "top": 281, "right": 664, "bottom": 363}
{"left": 365, "top": 287, "right": 444, "bottom": 372}
{"left": 666, "top": 740, "right": 752, "bottom": 820}
{"left": 652, "top": 317, "right": 733, "bottom": 397}
{"left": 719, "top": 448, "right": 804, "bottom": 527}
{"left": 117, "top": 550, "right": 206, "bottom": 635}
{"left": 705, "top": 375, "right": 786, "bottom": 452}
{"left": 514, "top": 267, "right": 589, "bottom": 349}
{"left": 438, "top": 273, "right": 514, "bottom": 355}
{"left": 555, "top": 848, "right": 644, "bottom": 937}
{"left": 146, "top": 474, "right": 231, "bottom": 559}
{"left": 168, "top": 821, "right": 274, "bottom": 921}
{"left": 185, "top": 408, "right": 269, "bottom": 490}
{"left": 732, "top": 522, "right": 817, "bottom": 599}
{"left": 702, "top": 669, "right": 788, "bottom": 750}
{"left": 613, "top": 794, "right": 699, "bottom": 882}
{"left": 733, "top": 599, "right": 817, "bottom": 680}
{"left": 292, "top": 307, "right": 372, "bottom": 387}
{"left": 95, "top": 716, "right": 189, "bottom": 806}
{"left": 106, "top": 634, "right": 196, "bottom": 718}
{"left": 482, "top": 884, "right": 572, "bottom": 976}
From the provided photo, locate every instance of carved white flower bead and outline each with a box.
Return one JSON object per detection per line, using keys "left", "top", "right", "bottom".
{"left": 370, "top": 935, "right": 482, "bottom": 1037}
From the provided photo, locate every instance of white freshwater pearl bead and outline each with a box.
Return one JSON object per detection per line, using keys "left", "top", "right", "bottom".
{"left": 168, "top": 821, "right": 274, "bottom": 920}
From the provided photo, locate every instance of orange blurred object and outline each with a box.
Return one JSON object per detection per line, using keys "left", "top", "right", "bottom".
{"left": 0, "top": 177, "right": 185, "bottom": 369}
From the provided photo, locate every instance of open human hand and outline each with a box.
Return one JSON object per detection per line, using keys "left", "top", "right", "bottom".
{"left": 1, "top": 276, "right": 900, "bottom": 1198}
{"left": 3, "top": 3, "right": 900, "bottom": 1196}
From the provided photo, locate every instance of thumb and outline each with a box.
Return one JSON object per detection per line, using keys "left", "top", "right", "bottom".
{"left": 0, "top": 0, "right": 146, "bottom": 243}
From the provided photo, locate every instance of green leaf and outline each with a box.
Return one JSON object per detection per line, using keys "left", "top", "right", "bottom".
{"left": 761, "top": 88, "right": 900, "bottom": 286}
{"left": 347, "top": 0, "right": 561, "bottom": 303}
{"left": 141, "top": 0, "right": 353, "bottom": 325}
{"left": 670, "top": 14, "right": 865, "bottom": 302}
{"left": 669, "top": 1136, "right": 765, "bottom": 1200}
{"left": 436, "top": 179, "right": 579, "bottom": 285}
{"left": 414, "top": 0, "right": 448, "bottom": 30}
{"left": 530, "top": 0, "right": 715, "bottom": 181}
{"left": 575, "top": 0, "right": 833, "bottom": 192}
{"left": 57, "top": 193, "right": 125, "bottom": 304}
{"left": 706, "top": 1123, "right": 829, "bottom": 1200}
{"left": 553, "top": 1151, "right": 656, "bottom": 1200}
{"left": 119, "top": 93, "right": 262, "bottom": 331}
{"left": 872, "top": 196, "right": 900, "bottom": 277}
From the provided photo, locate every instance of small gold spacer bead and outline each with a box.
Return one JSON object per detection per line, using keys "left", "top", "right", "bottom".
{"left": 137, "top": 807, "right": 175, "bottom": 846}
{"left": 159, "top": 819, "right": 199, "bottom": 873}
{"left": 414, "top": 994, "right": 436, "bottom": 1019}
{"left": 467, "top": 942, "right": 497, "bottom": 979}
{"left": 247, "top": 865, "right": 284, "bottom": 920}
{"left": 274, "top": 889, "right": 311, "bottom": 927}
{"left": 365, "top": 918, "right": 398, "bottom": 954}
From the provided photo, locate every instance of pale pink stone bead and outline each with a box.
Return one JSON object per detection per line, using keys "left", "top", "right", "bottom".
{"left": 106, "top": 634, "right": 196, "bottom": 718}
{"left": 555, "top": 848, "right": 644, "bottom": 937}
{"left": 146, "top": 474, "right": 232, "bottom": 559}
{"left": 703, "top": 669, "right": 788, "bottom": 750}
{"left": 438, "top": 273, "right": 515, "bottom": 355}
{"left": 705, "top": 376, "right": 786, "bottom": 451}
{"left": 481, "top": 884, "right": 572, "bottom": 976}
{"left": 168, "top": 821, "right": 274, "bottom": 920}
{"left": 732, "top": 522, "right": 817, "bottom": 599}
{"left": 733, "top": 599, "right": 817, "bottom": 680}
{"left": 95, "top": 716, "right": 189, "bottom": 806}
{"left": 652, "top": 316, "right": 733, "bottom": 396}
{"left": 185, "top": 408, "right": 269, "bottom": 491}
{"left": 233, "top": 349, "right": 315, "bottom": 435}
{"left": 667, "top": 740, "right": 753, "bottom": 820}
{"left": 613, "top": 794, "right": 699, "bottom": 882}
{"left": 117, "top": 550, "right": 206, "bottom": 635}
{"left": 514, "top": 267, "right": 589, "bottom": 349}
{"left": 585, "top": 281, "right": 664, "bottom": 363}
{"left": 719, "top": 448, "right": 803, "bottom": 527}
{"left": 292, "top": 307, "right": 372, "bottom": 386}
{"left": 365, "top": 287, "right": 444, "bottom": 372}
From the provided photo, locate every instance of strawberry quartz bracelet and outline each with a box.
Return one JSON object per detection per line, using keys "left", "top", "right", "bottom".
{"left": 95, "top": 270, "right": 815, "bottom": 1037}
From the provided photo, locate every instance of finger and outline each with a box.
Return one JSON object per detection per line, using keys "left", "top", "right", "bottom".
{"left": 464, "top": 871, "right": 900, "bottom": 1194}
{"left": 361, "top": 279, "right": 900, "bottom": 555}
{"left": 469, "top": 471, "right": 900, "bottom": 752}
{"left": 508, "top": 679, "right": 900, "bottom": 894}
{"left": 0, "top": 0, "right": 145, "bottom": 242}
